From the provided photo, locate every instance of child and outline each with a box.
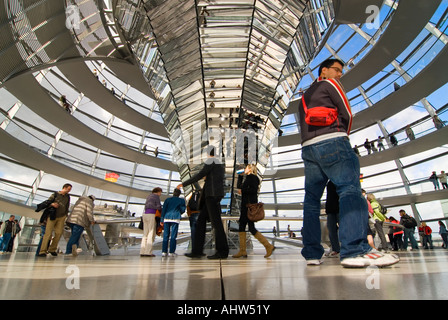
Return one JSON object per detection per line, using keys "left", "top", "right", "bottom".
{"left": 161, "top": 188, "right": 186, "bottom": 257}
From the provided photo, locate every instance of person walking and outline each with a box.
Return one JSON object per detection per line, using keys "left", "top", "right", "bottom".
{"left": 140, "top": 187, "right": 163, "bottom": 257}
{"left": 438, "top": 171, "right": 447, "bottom": 189}
{"left": 364, "top": 138, "right": 371, "bottom": 155}
{"left": 38, "top": 184, "right": 72, "bottom": 257}
{"left": 399, "top": 209, "right": 419, "bottom": 250}
{"left": 438, "top": 221, "right": 448, "bottom": 248}
{"left": 6, "top": 219, "right": 21, "bottom": 252}
{"left": 367, "top": 193, "right": 391, "bottom": 251}
{"left": 233, "top": 164, "right": 275, "bottom": 258}
{"left": 377, "top": 136, "right": 385, "bottom": 151}
{"left": 161, "top": 188, "right": 186, "bottom": 257}
{"left": 65, "top": 195, "right": 96, "bottom": 256}
{"left": 389, "top": 134, "right": 398, "bottom": 146}
{"left": 297, "top": 58, "right": 399, "bottom": 268}
{"left": 418, "top": 222, "right": 433, "bottom": 249}
{"left": 429, "top": 171, "right": 440, "bottom": 190}
{"left": 361, "top": 189, "right": 376, "bottom": 249}
{"left": 0, "top": 216, "right": 17, "bottom": 254}
{"left": 180, "top": 146, "right": 229, "bottom": 259}
{"left": 388, "top": 216, "right": 404, "bottom": 251}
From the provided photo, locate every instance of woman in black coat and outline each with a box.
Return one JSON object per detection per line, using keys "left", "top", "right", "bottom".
{"left": 233, "top": 164, "right": 275, "bottom": 258}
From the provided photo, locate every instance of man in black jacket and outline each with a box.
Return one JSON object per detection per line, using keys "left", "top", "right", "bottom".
{"left": 179, "top": 147, "right": 228, "bottom": 259}
{"left": 399, "top": 209, "right": 419, "bottom": 250}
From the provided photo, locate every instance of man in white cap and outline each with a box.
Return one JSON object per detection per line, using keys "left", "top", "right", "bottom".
{"left": 65, "top": 195, "right": 96, "bottom": 256}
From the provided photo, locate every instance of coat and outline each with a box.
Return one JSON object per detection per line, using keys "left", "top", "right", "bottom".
{"left": 48, "top": 192, "right": 71, "bottom": 218}
{"left": 161, "top": 196, "right": 186, "bottom": 223}
{"left": 370, "top": 199, "right": 386, "bottom": 222}
{"left": 298, "top": 77, "right": 353, "bottom": 146}
{"left": 145, "top": 193, "right": 162, "bottom": 213}
{"left": 183, "top": 160, "right": 225, "bottom": 198}
{"left": 238, "top": 174, "right": 259, "bottom": 206}
{"left": 66, "top": 196, "right": 95, "bottom": 229}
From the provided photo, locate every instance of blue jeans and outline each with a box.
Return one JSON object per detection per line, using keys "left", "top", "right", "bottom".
{"left": 162, "top": 222, "right": 179, "bottom": 254}
{"left": 36, "top": 226, "right": 45, "bottom": 256}
{"left": 0, "top": 233, "right": 12, "bottom": 252}
{"left": 403, "top": 228, "right": 418, "bottom": 249}
{"left": 66, "top": 223, "right": 85, "bottom": 254}
{"left": 301, "top": 137, "right": 371, "bottom": 260}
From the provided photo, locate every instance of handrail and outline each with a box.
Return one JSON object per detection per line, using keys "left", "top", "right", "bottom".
{"left": 4, "top": 73, "right": 177, "bottom": 172}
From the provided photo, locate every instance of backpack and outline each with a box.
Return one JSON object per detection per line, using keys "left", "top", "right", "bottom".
{"left": 372, "top": 201, "right": 387, "bottom": 221}
{"left": 403, "top": 216, "right": 417, "bottom": 228}
{"left": 188, "top": 190, "right": 201, "bottom": 212}
{"left": 378, "top": 202, "right": 388, "bottom": 215}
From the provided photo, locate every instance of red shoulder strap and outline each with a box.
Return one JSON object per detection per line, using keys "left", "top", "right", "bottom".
{"left": 301, "top": 96, "right": 307, "bottom": 112}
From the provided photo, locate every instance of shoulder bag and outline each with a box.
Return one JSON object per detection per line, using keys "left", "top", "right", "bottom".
{"left": 302, "top": 96, "right": 338, "bottom": 126}
{"left": 247, "top": 202, "right": 265, "bottom": 222}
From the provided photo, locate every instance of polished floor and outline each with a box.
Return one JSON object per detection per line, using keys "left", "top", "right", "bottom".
{"left": 1, "top": 237, "right": 447, "bottom": 302}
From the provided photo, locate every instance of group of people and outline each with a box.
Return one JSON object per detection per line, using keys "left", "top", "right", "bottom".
{"left": 387, "top": 216, "right": 448, "bottom": 251}
{"left": 353, "top": 135, "right": 394, "bottom": 156}
{"left": 140, "top": 146, "right": 275, "bottom": 260}
{"left": 355, "top": 137, "right": 386, "bottom": 156}
{"left": 139, "top": 186, "right": 187, "bottom": 257}
{"left": 35, "top": 183, "right": 96, "bottom": 257}
{"left": 429, "top": 170, "right": 447, "bottom": 190}
{"left": 324, "top": 184, "right": 416, "bottom": 256}
{"left": 325, "top": 184, "right": 445, "bottom": 255}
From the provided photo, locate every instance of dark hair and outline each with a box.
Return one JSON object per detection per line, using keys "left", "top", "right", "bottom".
{"left": 173, "top": 188, "right": 181, "bottom": 197}
{"left": 152, "top": 187, "right": 162, "bottom": 194}
{"left": 318, "top": 58, "right": 345, "bottom": 76}
{"left": 63, "top": 183, "right": 72, "bottom": 189}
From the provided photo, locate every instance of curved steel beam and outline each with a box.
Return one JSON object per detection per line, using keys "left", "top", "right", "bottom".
{"left": 4, "top": 73, "right": 176, "bottom": 171}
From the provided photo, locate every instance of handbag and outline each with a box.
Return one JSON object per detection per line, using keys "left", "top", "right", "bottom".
{"left": 246, "top": 202, "right": 265, "bottom": 222}
{"left": 302, "top": 97, "right": 338, "bottom": 126}
{"left": 156, "top": 223, "right": 163, "bottom": 236}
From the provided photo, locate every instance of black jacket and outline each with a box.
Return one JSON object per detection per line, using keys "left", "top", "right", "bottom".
{"left": 237, "top": 174, "right": 259, "bottom": 205}
{"left": 298, "top": 77, "right": 353, "bottom": 146}
{"left": 183, "top": 160, "right": 225, "bottom": 198}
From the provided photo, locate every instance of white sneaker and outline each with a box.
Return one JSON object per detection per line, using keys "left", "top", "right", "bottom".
{"left": 306, "top": 259, "right": 323, "bottom": 266}
{"left": 341, "top": 250, "right": 399, "bottom": 268}
{"left": 162, "top": 252, "right": 168, "bottom": 257}
{"left": 168, "top": 253, "right": 177, "bottom": 257}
